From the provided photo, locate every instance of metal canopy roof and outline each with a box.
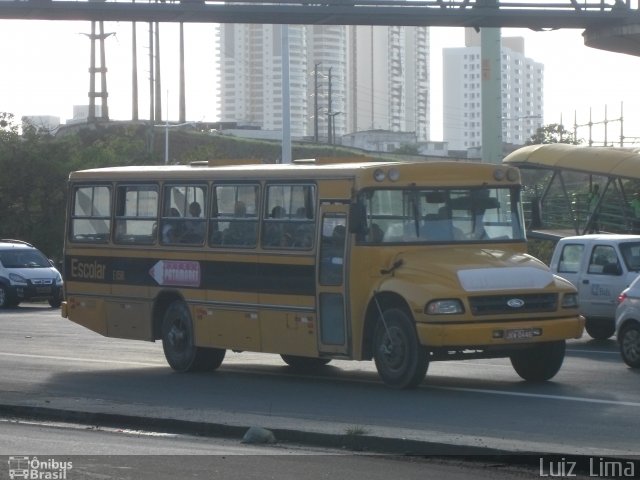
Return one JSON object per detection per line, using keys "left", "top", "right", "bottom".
{"left": 503, "top": 144, "right": 640, "bottom": 180}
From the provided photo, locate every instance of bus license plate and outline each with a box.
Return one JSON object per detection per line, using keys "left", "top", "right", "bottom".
{"left": 504, "top": 328, "right": 535, "bottom": 340}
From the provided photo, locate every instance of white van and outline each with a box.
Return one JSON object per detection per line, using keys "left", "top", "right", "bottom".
{"left": 549, "top": 234, "right": 640, "bottom": 340}
{"left": 0, "top": 239, "right": 63, "bottom": 309}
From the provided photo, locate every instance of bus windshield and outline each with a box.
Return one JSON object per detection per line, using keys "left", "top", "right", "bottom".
{"left": 358, "top": 186, "right": 525, "bottom": 244}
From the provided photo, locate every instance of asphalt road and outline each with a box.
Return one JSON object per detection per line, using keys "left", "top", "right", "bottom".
{"left": 0, "top": 304, "right": 639, "bottom": 460}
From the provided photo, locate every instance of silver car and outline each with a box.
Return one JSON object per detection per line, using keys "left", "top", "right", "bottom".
{"left": 615, "top": 275, "right": 640, "bottom": 368}
{"left": 0, "top": 239, "right": 63, "bottom": 309}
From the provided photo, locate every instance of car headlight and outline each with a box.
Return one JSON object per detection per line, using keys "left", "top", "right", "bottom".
{"left": 562, "top": 292, "right": 578, "bottom": 309}
{"left": 55, "top": 273, "right": 63, "bottom": 286}
{"left": 425, "top": 299, "right": 464, "bottom": 315}
{"left": 9, "top": 273, "right": 28, "bottom": 285}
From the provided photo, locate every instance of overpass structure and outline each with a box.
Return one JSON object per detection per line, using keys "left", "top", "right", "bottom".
{"left": 0, "top": 1, "right": 639, "bottom": 56}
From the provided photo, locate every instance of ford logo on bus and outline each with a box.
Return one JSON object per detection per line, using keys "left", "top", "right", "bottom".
{"left": 507, "top": 298, "right": 525, "bottom": 308}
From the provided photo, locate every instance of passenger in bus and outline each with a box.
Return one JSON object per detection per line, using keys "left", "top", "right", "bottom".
{"left": 264, "top": 206, "right": 287, "bottom": 247}
{"left": 321, "top": 224, "right": 346, "bottom": 283}
{"left": 181, "top": 201, "right": 205, "bottom": 243}
{"left": 293, "top": 225, "right": 313, "bottom": 248}
{"left": 421, "top": 208, "right": 464, "bottom": 241}
{"left": 223, "top": 201, "right": 256, "bottom": 246}
{"left": 295, "top": 206, "right": 308, "bottom": 219}
{"left": 162, "top": 207, "right": 182, "bottom": 243}
{"left": 368, "top": 223, "right": 384, "bottom": 243}
{"left": 271, "top": 205, "right": 286, "bottom": 218}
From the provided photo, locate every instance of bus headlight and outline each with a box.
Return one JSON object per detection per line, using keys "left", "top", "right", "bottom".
{"left": 561, "top": 292, "right": 578, "bottom": 309}
{"left": 425, "top": 299, "right": 464, "bottom": 315}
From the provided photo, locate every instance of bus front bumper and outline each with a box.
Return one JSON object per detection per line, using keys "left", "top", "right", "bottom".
{"left": 416, "top": 315, "right": 585, "bottom": 348}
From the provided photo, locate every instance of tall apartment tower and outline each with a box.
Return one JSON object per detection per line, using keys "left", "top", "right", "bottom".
{"left": 443, "top": 29, "right": 543, "bottom": 151}
{"left": 347, "top": 26, "right": 430, "bottom": 141}
{"left": 218, "top": 24, "right": 308, "bottom": 138}
{"left": 306, "top": 25, "right": 347, "bottom": 142}
{"left": 218, "top": 24, "right": 430, "bottom": 142}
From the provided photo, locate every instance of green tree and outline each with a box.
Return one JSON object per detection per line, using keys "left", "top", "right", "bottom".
{"left": 526, "top": 123, "right": 581, "bottom": 145}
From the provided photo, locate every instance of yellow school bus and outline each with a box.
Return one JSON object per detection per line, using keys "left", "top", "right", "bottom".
{"left": 61, "top": 159, "right": 584, "bottom": 388}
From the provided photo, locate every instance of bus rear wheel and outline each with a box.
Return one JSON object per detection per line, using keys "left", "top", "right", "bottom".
{"left": 281, "top": 354, "right": 331, "bottom": 370}
{"left": 510, "top": 340, "right": 566, "bottom": 382}
{"left": 161, "top": 300, "right": 226, "bottom": 372}
{"left": 373, "top": 308, "right": 428, "bottom": 389}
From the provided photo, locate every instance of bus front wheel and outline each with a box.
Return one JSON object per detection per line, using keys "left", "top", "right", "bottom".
{"left": 161, "top": 301, "right": 226, "bottom": 372}
{"left": 373, "top": 308, "right": 428, "bottom": 389}
{"left": 510, "top": 340, "right": 565, "bottom": 382}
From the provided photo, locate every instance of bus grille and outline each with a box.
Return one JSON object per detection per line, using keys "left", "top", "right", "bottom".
{"left": 468, "top": 293, "right": 558, "bottom": 316}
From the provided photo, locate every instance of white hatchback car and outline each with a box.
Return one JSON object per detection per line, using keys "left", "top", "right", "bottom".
{"left": 615, "top": 275, "right": 640, "bottom": 368}
{"left": 0, "top": 239, "right": 63, "bottom": 309}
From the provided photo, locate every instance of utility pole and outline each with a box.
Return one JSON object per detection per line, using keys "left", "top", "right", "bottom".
{"left": 148, "top": 22, "right": 154, "bottom": 123}
{"left": 85, "top": 21, "right": 113, "bottom": 122}
{"left": 131, "top": 21, "right": 138, "bottom": 121}
{"left": 154, "top": 21, "right": 162, "bottom": 123}
{"left": 179, "top": 22, "right": 186, "bottom": 123}
{"left": 314, "top": 62, "right": 321, "bottom": 143}
{"left": 327, "top": 67, "right": 332, "bottom": 144}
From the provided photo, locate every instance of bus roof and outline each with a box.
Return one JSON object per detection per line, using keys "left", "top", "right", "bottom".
{"left": 503, "top": 144, "right": 640, "bottom": 180}
{"left": 69, "top": 160, "right": 520, "bottom": 188}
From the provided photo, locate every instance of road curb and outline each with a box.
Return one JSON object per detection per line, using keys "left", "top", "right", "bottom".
{"left": 0, "top": 403, "right": 519, "bottom": 456}
{"left": 3, "top": 403, "right": 639, "bottom": 474}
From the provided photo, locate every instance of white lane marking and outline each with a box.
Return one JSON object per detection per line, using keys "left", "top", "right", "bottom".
{"left": 0, "top": 352, "right": 160, "bottom": 367}
{"left": 428, "top": 385, "right": 640, "bottom": 408}
{"left": 568, "top": 349, "right": 619, "bottom": 355}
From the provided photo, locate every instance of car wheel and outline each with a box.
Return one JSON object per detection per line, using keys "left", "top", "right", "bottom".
{"left": 281, "top": 354, "right": 331, "bottom": 370}
{"left": 0, "top": 285, "right": 20, "bottom": 308}
{"left": 0, "top": 285, "right": 12, "bottom": 309}
{"left": 585, "top": 320, "right": 615, "bottom": 340}
{"left": 161, "top": 300, "right": 226, "bottom": 372}
{"left": 618, "top": 322, "right": 640, "bottom": 368}
{"left": 373, "top": 307, "right": 429, "bottom": 389}
{"left": 49, "top": 298, "right": 62, "bottom": 308}
{"left": 510, "top": 340, "right": 566, "bottom": 382}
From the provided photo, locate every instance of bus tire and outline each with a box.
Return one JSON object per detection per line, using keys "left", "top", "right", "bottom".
{"left": 161, "top": 300, "right": 226, "bottom": 372}
{"left": 373, "top": 308, "right": 428, "bottom": 389}
{"left": 510, "top": 340, "right": 566, "bottom": 382}
{"left": 280, "top": 354, "right": 331, "bottom": 370}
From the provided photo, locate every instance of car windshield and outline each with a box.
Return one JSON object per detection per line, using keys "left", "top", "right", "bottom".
{"left": 0, "top": 249, "right": 51, "bottom": 268}
{"left": 357, "top": 186, "right": 525, "bottom": 244}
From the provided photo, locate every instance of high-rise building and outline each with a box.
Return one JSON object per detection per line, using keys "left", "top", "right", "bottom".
{"left": 306, "top": 25, "right": 347, "bottom": 143}
{"left": 443, "top": 29, "right": 543, "bottom": 151}
{"left": 218, "top": 24, "right": 430, "bottom": 143}
{"left": 347, "top": 26, "right": 430, "bottom": 142}
{"left": 218, "top": 24, "right": 308, "bottom": 138}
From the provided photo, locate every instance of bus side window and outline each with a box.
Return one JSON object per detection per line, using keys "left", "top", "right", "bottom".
{"left": 211, "top": 184, "right": 259, "bottom": 248}
{"left": 70, "top": 185, "right": 111, "bottom": 243}
{"left": 162, "top": 184, "right": 207, "bottom": 245}
{"left": 262, "top": 183, "right": 316, "bottom": 250}
{"left": 114, "top": 185, "right": 158, "bottom": 245}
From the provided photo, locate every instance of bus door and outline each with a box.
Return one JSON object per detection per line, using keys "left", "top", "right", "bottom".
{"left": 317, "top": 204, "right": 350, "bottom": 355}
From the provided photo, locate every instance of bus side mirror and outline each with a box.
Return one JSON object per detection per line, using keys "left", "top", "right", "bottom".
{"left": 349, "top": 203, "right": 367, "bottom": 234}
